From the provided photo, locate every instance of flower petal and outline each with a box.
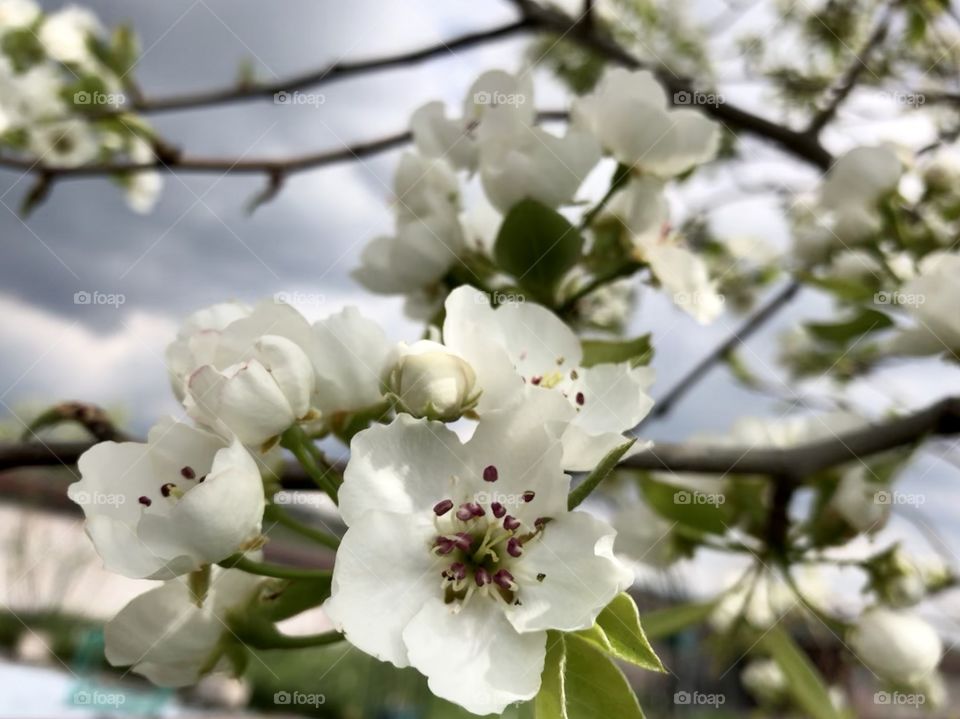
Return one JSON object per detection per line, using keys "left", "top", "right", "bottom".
{"left": 324, "top": 511, "right": 441, "bottom": 667}
{"left": 505, "top": 511, "right": 632, "bottom": 633}
{"left": 403, "top": 597, "right": 546, "bottom": 715}
{"left": 340, "top": 415, "right": 469, "bottom": 526}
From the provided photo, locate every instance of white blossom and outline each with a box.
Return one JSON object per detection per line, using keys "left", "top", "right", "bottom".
{"left": 888, "top": 251, "right": 960, "bottom": 355}
{"left": 741, "top": 659, "right": 787, "bottom": 704}
{"left": 185, "top": 334, "right": 316, "bottom": 446}
{"left": 476, "top": 106, "right": 600, "bottom": 212}
{"left": 354, "top": 152, "right": 464, "bottom": 295}
{"left": 38, "top": 5, "right": 102, "bottom": 66}
{"left": 385, "top": 340, "right": 480, "bottom": 421}
{"left": 849, "top": 608, "right": 942, "bottom": 686}
{"left": 67, "top": 416, "right": 265, "bottom": 579}
{"left": 28, "top": 119, "right": 99, "bottom": 167}
{"left": 572, "top": 67, "right": 719, "bottom": 176}
{"left": 324, "top": 408, "right": 632, "bottom": 715}
{"left": 828, "top": 465, "right": 890, "bottom": 534}
{"left": 442, "top": 286, "right": 654, "bottom": 471}
{"left": 105, "top": 567, "right": 262, "bottom": 686}
{"left": 0, "top": 0, "right": 39, "bottom": 32}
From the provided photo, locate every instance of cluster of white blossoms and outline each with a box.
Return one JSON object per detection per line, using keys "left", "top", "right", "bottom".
{"left": 792, "top": 145, "right": 903, "bottom": 265}
{"left": 354, "top": 66, "right": 724, "bottom": 324}
{"left": 0, "top": 0, "right": 162, "bottom": 212}
{"left": 68, "top": 285, "right": 657, "bottom": 712}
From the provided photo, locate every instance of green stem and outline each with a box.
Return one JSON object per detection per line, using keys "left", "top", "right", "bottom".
{"left": 558, "top": 261, "right": 644, "bottom": 315}
{"left": 219, "top": 554, "right": 332, "bottom": 581}
{"left": 281, "top": 426, "right": 339, "bottom": 503}
{"left": 568, "top": 439, "right": 636, "bottom": 510}
{"left": 243, "top": 629, "right": 344, "bottom": 651}
{"left": 265, "top": 504, "right": 340, "bottom": 550}
{"left": 578, "top": 163, "right": 631, "bottom": 232}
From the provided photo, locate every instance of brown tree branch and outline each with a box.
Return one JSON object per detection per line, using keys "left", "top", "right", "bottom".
{"left": 92, "top": 20, "right": 533, "bottom": 118}
{"left": 4, "top": 396, "right": 959, "bottom": 485}
{"left": 805, "top": 1, "right": 896, "bottom": 136}
{"left": 509, "top": 0, "right": 834, "bottom": 170}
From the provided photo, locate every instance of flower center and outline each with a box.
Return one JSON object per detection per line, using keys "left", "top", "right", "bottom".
{"left": 431, "top": 470, "right": 549, "bottom": 611}
{"left": 137, "top": 465, "right": 206, "bottom": 510}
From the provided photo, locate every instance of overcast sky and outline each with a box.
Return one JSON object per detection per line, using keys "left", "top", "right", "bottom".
{"left": 3, "top": 0, "right": 960, "bottom": 622}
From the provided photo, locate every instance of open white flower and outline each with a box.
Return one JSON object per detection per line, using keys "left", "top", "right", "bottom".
{"left": 38, "top": 5, "right": 102, "bottom": 66}
{"left": 820, "top": 146, "right": 901, "bottom": 211}
{"left": 476, "top": 106, "right": 600, "bottom": 212}
{"left": 888, "top": 251, "right": 960, "bottom": 355}
{"left": 710, "top": 571, "right": 796, "bottom": 632}
{"left": 354, "top": 152, "right": 465, "bottom": 295}
{"left": 185, "top": 335, "right": 316, "bottom": 446}
{"left": 28, "top": 119, "right": 99, "bottom": 167}
{"left": 410, "top": 69, "right": 536, "bottom": 172}
{"left": 105, "top": 566, "right": 262, "bottom": 686}
{"left": 573, "top": 68, "right": 719, "bottom": 176}
{"left": 442, "top": 286, "right": 654, "bottom": 471}
{"left": 324, "top": 410, "right": 631, "bottom": 715}
{"left": 849, "top": 608, "right": 942, "bottom": 686}
{"left": 0, "top": 0, "right": 39, "bottom": 32}
{"left": 385, "top": 340, "right": 480, "bottom": 421}
{"left": 166, "top": 300, "right": 254, "bottom": 399}
{"left": 68, "top": 417, "right": 265, "bottom": 579}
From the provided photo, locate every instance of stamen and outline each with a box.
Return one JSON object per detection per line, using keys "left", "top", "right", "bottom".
{"left": 456, "top": 504, "right": 474, "bottom": 521}
{"left": 522, "top": 490, "right": 535, "bottom": 503}
{"left": 493, "top": 569, "right": 515, "bottom": 590}
{"left": 160, "top": 483, "right": 177, "bottom": 498}
{"left": 575, "top": 392, "right": 585, "bottom": 406}
{"left": 138, "top": 495, "right": 152, "bottom": 507}
{"left": 491, "top": 502, "right": 506, "bottom": 518}
{"left": 507, "top": 537, "right": 523, "bottom": 557}
{"left": 530, "top": 375, "right": 542, "bottom": 386}
{"left": 434, "top": 537, "right": 455, "bottom": 555}
{"left": 503, "top": 515, "right": 520, "bottom": 531}
{"left": 482, "top": 465, "right": 499, "bottom": 483}
{"left": 433, "top": 499, "right": 454, "bottom": 516}
{"left": 475, "top": 568, "right": 491, "bottom": 587}
{"left": 449, "top": 562, "right": 466, "bottom": 580}
{"left": 452, "top": 532, "right": 473, "bottom": 551}
{"left": 180, "top": 466, "right": 196, "bottom": 479}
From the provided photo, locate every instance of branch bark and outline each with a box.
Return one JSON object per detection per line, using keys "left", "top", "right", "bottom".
{"left": 4, "top": 396, "right": 959, "bottom": 486}
{"left": 510, "top": 0, "right": 833, "bottom": 170}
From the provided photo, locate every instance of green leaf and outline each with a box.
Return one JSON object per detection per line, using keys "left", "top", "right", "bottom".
{"left": 806, "top": 308, "right": 893, "bottom": 345}
{"left": 535, "top": 632, "right": 645, "bottom": 719}
{"left": 254, "top": 577, "right": 332, "bottom": 622}
{"left": 568, "top": 439, "right": 636, "bottom": 510}
{"left": 761, "top": 626, "right": 843, "bottom": 719}
{"left": 494, "top": 199, "right": 583, "bottom": 303}
{"left": 640, "top": 475, "right": 732, "bottom": 535}
{"left": 574, "top": 594, "right": 663, "bottom": 671}
{"left": 581, "top": 334, "right": 653, "bottom": 367}
{"left": 639, "top": 601, "right": 715, "bottom": 640}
